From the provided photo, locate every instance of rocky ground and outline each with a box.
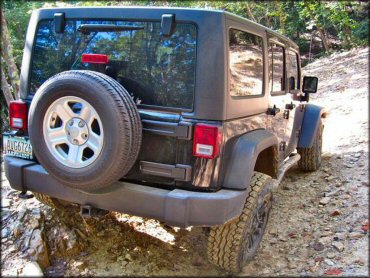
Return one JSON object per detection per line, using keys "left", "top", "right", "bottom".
{"left": 1, "top": 47, "right": 368, "bottom": 277}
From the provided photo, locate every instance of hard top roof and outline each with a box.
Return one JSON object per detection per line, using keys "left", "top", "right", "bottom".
{"left": 36, "top": 6, "right": 299, "bottom": 49}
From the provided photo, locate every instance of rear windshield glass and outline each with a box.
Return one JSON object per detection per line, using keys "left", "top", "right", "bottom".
{"left": 30, "top": 20, "right": 197, "bottom": 110}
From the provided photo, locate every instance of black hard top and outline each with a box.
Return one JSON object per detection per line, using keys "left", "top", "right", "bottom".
{"left": 22, "top": 6, "right": 300, "bottom": 120}
{"left": 35, "top": 6, "right": 298, "bottom": 48}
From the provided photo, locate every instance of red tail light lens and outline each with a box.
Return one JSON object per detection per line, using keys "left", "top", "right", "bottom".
{"left": 193, "top": 124, "right": 222, "bottom": 159}
{"left": 9, "top": 100, "right": 27, "bottom": 130}
{"left": 82, "top": 54, "right": 109, "bottom": 64}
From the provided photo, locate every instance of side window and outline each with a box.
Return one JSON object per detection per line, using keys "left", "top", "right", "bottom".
{"left": 229, "top": 29, "right": 263, "bottom": 97}
{"left": 269, "top": 43, "right": 285, "bottom": 94}
{"left": 288, "top": 50, "right": 299, "bottom": 90}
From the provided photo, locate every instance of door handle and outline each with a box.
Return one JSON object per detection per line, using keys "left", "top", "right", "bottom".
{"left": 267, "top": 105, "right": 280, "bottom": 116}
{"left": 285, "top": 102, "right": 296, "bottom": 110}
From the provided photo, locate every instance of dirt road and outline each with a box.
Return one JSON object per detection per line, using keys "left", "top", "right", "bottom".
{"left": 1, "top": 47, "right": 368, "bottom": 277}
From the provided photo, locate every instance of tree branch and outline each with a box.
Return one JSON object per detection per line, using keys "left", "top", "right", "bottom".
{"left": 245, "top": 2, "right": 257, "bottom": 22}
{"left": 1, "top": 67, "right": 14, "bottom": 106}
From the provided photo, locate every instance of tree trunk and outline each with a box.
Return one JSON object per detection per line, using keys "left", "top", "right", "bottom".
{"left": 309, "top": 31, "right": 314, "bottom": 62}
{"left": 343, "top": 25, "right": 352, "bottom": 47}
{"left": 304, "top": 2, "right": 331, "bottom": 53}
{"left": 317, "top": 26, "right": 330, "bottom": 52}
{"left": 1, "top": 67, "right": 14, "bottom": 106}
{"left": 1, "top": 8, "right": 20, "bottom": 99}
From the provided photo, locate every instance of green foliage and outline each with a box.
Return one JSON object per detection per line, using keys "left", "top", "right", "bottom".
{"left": 3, "top": 1, "right": 45, "bottom": 68}
{"left": 2, "top": 0, "right": 369, "bottom": 72}
{"left": 353, "top": 20, "right": 369, "bottom": 43}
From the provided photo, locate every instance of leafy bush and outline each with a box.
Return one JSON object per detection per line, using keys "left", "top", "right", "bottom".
{"left": 353, "top": 20, "right": 369, "bottom": 45}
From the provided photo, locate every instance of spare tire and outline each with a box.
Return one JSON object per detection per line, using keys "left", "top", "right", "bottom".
{"left": 28, "top": 70, "right": 142, "bottom": 192}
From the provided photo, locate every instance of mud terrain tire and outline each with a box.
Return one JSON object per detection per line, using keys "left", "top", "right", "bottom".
{"left": 207, "top": 172, "right": 273, "bottom": 273}
{"left": 28, "top": 70, "right": 142, "bottom": 192}
{"left": 297, "top": 120, "right": 323, "bottom": 171}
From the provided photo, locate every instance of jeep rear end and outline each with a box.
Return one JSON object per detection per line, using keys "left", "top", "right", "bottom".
{"left": 4, "top": 6, "right": 325, "bottom": 274}
{"left": 4, "top": 7, "right": 245, "bottom": 228}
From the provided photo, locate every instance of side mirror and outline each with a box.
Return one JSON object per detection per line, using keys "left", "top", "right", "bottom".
{"left": 302, "top": 76, "right": 318, "bottom": 94}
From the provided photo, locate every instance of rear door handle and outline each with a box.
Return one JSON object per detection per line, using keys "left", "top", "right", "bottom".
{"left": 285, "top": 102, "right": 296, "bottom": 110}
{"left": 267, "top": 105, "right": 280, "bottom": 116}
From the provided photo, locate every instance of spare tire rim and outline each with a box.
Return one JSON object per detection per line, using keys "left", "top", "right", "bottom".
{"left": 43, "top": 96, "right": 104, "bottom": 168}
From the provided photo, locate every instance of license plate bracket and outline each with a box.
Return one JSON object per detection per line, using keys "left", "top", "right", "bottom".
{"left": 2, "top": 134, "right": 33, "bottom": 160}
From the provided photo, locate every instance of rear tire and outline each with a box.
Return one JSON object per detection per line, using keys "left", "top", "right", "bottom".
{"left": 297, "top": 120, "right": 323, "bottom": 171}
{"left": 207, "top": 172, "right": 273, "bottom": 273}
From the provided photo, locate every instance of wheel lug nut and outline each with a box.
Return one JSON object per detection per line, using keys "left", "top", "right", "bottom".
{"left": 67, "top": 132, "right": 70, "bottom": 136}
{"left": 73, "top": 139, "right": 78, "bottom": 144}
{"left": 69, "top": 120, "right": 74, "bottom": 126}
{"left": 78, "top": 121, "right": 85, "bottom": 127}
{"left": 81, "top": 133, "right": 87, "bottom": 139}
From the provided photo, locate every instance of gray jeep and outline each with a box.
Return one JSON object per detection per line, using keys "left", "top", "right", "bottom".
{"left": 3, "top": 7, "right": 325, "bottom": 273}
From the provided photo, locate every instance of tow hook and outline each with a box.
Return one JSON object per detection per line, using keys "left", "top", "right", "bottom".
{"left": 80, "top": 205, "right": 109, "bottom": 218}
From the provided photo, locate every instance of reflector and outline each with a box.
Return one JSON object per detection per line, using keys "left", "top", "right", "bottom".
{"left": 82, "top": 54, "right": 109, "bottom": 64}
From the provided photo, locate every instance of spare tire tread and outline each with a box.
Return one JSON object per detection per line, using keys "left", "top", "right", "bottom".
{"left": 87, "top": 71, "right": 142, "bottom": 173}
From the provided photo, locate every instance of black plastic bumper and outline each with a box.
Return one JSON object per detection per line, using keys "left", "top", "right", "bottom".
{"left": 4, "top": 156, "right": 247, "bottom": 227}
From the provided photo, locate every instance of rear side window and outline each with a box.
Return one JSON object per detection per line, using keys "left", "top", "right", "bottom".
{"left": 229, "top": 29, "right": 263, "bottom": 97}
{"left": 288, "top": 50, "right": 299, "bottom": 91}
{"left": 269, "top": 44, "right": 285, "bottom": 94}
{"left": 30, "top": 20, "right": 197, "bottom": 110}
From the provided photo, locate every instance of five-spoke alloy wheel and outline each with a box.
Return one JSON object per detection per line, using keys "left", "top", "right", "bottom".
{"left": 43, "top": 96, "right": 104, "bottom": 168}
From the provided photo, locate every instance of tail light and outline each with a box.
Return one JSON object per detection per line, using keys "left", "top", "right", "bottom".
{"left": 193, "top": 124, "right": 222, "bottom": 159}
{"left": 9, "top": 100, "right": 27, "bottom": 130}
{"left": 82, "top": 54, "right": 109, "bottom": 64}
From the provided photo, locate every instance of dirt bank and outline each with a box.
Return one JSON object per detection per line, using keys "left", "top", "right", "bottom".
{"left": 1, "top": 47, "right": 368, "bottom": 277}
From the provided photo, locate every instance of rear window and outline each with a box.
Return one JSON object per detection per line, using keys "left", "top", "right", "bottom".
{"left": 30, "top": 20, "right": 197, "bottom": 110}
{"left": 229, "top": 29, "right": 263, "bottom": 97}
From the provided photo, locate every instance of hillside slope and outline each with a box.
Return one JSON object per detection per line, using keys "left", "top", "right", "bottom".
{"left": 1, "top": 47, "right": 368, "bottom": 277}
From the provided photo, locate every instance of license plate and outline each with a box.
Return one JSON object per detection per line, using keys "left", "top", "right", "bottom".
{"left": 2, "top": 135, "right": 33, "bottom": 160}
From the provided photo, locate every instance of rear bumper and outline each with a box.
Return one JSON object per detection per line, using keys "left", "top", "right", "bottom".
{"left": 4, "top": 156, "right": 247, "bottom": 227}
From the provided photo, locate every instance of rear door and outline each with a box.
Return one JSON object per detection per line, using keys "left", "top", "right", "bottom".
{"left": 29, "top": 18, "right": 198, "bottom": 187}
{"left": 266, "top": 41, "right": 302, "bottom": 161}
{"left": 124, "top": 109, "right": 193, "bottom": 187}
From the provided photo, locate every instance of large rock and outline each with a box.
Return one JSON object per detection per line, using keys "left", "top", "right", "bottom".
{"left": 319, "top": 197, "right": 331, "bottom": 205}
{"left": 47, "top": 223, "right": 81, "bottom": 256}
{"left": 28, "top": 229, "right": 50, "bottom": 269}
{"left": 19, "top": 261, "right": 44, "bottom": 277}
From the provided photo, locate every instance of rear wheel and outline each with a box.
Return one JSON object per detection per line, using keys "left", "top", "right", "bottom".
{"left": 297, "top": 120, "right": 323, "bottom": 171}
{"left": 207, "top": 172, "right": 273, "bottom": 273}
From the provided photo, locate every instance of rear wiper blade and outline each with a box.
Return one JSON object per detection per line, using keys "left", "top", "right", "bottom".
{"left": 78, "top": 24, "right": 144, "bottom": 34}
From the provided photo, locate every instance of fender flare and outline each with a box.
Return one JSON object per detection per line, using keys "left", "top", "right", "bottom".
{"left": 298, "top": 104, "right": 326, "bottom": 148}
{"left": 223, "top": 129, "right": 278, "bottom": 190}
